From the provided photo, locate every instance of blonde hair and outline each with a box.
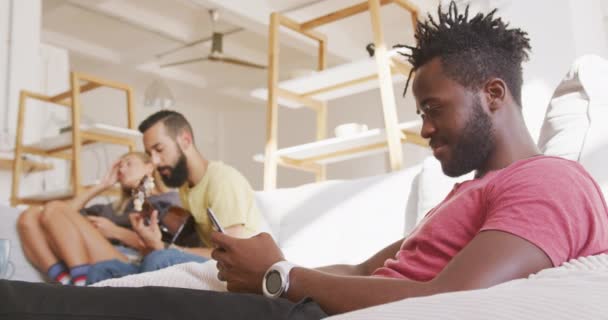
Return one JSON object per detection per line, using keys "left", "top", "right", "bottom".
{"left": 113, "top": 151, "right": 169, "bottom": 215}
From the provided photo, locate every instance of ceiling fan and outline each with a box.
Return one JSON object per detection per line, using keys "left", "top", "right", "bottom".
{"left": 160, "top": 10, "right": 266, "bottom": 70}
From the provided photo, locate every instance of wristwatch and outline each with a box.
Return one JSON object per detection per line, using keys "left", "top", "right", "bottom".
{"left": 262, "top": 261, "right": 298, "bottom": 299}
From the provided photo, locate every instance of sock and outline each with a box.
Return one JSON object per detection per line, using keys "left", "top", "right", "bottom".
{"left": 47, "top": 262, "right": 71, "bottom": 285}
{"left": 69, "top": 264, "right": 90, "bottom": 286}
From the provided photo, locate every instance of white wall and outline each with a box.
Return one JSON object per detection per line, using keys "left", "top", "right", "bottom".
{"left": 0, "top": 0, "right": 72, "bottom": 205}
{"left": 0, "top": 0, "right": 42, "bottom": 147}
{"left": 224, "top": 0, "right": 608, "bottom": 189}
{"left": 67, "top": 52, "right": 428, "bottom": 190}
{"left": 225, "top": 0, "right": 608, "bottom": 189}
{"left": 7, "top": 0, "right": 608, "bottom": 196}
{"left": 69, "top": 0, "right": 608, "bottom": 190}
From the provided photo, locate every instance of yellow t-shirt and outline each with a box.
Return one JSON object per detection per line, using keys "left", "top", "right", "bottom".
{"left": 179, "top": 161, "right": 261, "bottom": 247}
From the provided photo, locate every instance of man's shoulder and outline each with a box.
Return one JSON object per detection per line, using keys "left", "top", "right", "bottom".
{"left": 207, "top": 161, "right": 247, "bottom": 182}
{"left": 490, "top": 155, "right": 592, "bottom": 191}
{"left": 501, "top": 155, "right": 583, "bottom": 177}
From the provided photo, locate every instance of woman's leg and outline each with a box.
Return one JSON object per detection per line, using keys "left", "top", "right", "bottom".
{"left": 86, "top": 259, "right": 140, "bottom": 285}
{"left": 40, "top": 201, "right": 129, "bottom": 267}
{"left": 140, "top": 248, "right": 208, "bottom": 273}
{"left": 17, "top": 206, "right": 61, "bottom": 272}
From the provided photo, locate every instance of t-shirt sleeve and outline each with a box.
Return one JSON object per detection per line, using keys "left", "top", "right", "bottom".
{"left": 81, "top": 203, "right": 114, "bottom": 218}
{"left": 481, "top": 160, "right": 596, "bottom": 267}
{"left": 81, "top": 203, "right": 131, "bottom": 228}
{"left": 206, "top": 168, "right": 254, "bottom": 229}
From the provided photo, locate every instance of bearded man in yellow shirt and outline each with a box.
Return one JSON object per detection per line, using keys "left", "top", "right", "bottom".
{"left": 86, "top": 110, "right": 262, "bottom": 283}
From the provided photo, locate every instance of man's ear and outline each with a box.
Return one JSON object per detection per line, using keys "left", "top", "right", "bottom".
{"left": 484, "top": 78, "right": 507, "bottom": 112}
{"left": 176, "top": 129, "right": 193, "bottom": 151}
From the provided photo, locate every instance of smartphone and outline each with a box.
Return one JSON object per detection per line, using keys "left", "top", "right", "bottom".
{"left": 206, "top": 208, "right": 225, "bottom": 233}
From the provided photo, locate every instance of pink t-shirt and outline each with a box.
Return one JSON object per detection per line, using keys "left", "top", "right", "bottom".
{"left": 373, "top": 156, "right": 608, "bottom": 281}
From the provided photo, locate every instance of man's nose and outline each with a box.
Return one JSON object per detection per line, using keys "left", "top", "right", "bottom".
{"left": 151, "top": 153, "right": 161, "bottom": 166}
{"left": 420, "top": 117, "right": 436, "bottom": 139}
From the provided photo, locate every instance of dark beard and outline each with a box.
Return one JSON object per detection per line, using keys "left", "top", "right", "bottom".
{"left": 441, "top": 96, "right": 495, "bottom": 177}
{"left": 158, "top": 152, "right": 189, "bottom": 188}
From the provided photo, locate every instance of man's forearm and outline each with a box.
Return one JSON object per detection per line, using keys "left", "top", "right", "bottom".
{"left": 315, "top": 238, "right": 404, "bottom": 276}
{"left": 315, "top": 264, "right": 368, "bottom": 276}
{"left": 286, "top": 268, "right": 436, "bottom": 315}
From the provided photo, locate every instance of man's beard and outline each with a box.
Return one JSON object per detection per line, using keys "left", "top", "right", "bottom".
{"left": 158, "top": 150, "right": 189, "bottom": 188}
{"left": 439, "top": 96, "right": 495, "bottom": 177}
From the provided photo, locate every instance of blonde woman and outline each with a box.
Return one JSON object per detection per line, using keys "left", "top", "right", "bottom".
{"left": 17, "top": 152, "right": 180, "bottom": 286}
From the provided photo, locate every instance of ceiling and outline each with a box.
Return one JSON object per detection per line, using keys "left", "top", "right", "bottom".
{"left": 41, "top": 0, "right": 436, "bottom": 100}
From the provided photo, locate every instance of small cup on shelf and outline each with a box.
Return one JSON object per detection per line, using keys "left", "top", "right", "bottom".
{"left": 334, "top": 123, "right": 368, "bottom": 138}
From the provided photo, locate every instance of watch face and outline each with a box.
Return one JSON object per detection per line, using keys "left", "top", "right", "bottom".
{"left": 266, "top": 270, "right": 282, "bottom": 294}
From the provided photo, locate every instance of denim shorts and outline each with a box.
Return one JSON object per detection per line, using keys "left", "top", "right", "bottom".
{"left": 87, "top": 248, "right": 208, "bottom": 285}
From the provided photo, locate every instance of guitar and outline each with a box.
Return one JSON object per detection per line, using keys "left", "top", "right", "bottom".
{"left": 132, "top": 176, "right": 201, "bottom": 247}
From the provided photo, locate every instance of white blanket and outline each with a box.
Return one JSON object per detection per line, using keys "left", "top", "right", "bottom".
{"left": 92, "top": 254, "right": 608, "bottom": 320}
{"left": 328, "top": 254, "right": 608, "bottom": 320}
{"left": 91, "top": 260, "right": 227, "bottom": 292}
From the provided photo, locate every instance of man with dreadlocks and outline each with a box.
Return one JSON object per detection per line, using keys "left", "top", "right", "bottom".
{"left": 2, "top": 1, "right": 607, "bottom": 319}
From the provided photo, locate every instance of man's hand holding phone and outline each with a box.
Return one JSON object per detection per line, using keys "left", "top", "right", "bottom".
{"left": 210, "top": 232, "right": 284, "bottom": 293}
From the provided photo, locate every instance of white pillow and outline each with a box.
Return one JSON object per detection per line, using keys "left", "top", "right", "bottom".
{"left": 255, "top": 166, "right": 421, "bottom": 267}
{"left": 416, "top": 157, "right": 473, "bottom": 223}
{"left": 538, "top": 54, "right": 608, "bottom": 195}
{"left": 0, "top": 205, "right": 44, "bottom": 282}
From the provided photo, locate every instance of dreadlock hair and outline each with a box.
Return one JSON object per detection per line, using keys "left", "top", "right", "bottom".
{"left": 138, "top": 110, "right": 194, "bottom": 143}
{"left": 396, "top": 0, "right": 531, "bottom": 106}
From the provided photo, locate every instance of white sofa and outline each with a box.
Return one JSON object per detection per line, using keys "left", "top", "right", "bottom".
{"left": 1, "top": 54, "right": 608, "bottom": 318}
{"left": 0, "top": 161, "right": 428, "bottom": 282}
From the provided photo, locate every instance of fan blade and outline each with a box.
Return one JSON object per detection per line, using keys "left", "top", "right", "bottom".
{"left": 160, "top": 56, "right": 210, "bottom": 68}
{"left": 155, "top": 28, "right": 244, "bottom": 59}
{"left": 213, "top": 56, "right": 267, "bottom": 69}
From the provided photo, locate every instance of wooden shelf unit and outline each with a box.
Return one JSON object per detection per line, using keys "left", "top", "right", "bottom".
{"left": 0, "top": 157, "right": 53, "bottom": 173}
{"left": 254, "top": 120, "right": 425, "bottom": 165}
{"left": 11, "top": 72, "right": 139, "bottom": 206}
{"left": 259, "top": 0, "right": 425, "bottom": 190}
{"left": 251, "top": 49, "right": 411, "bottom": 109}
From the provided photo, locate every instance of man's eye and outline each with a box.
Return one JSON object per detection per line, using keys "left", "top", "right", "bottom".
{"left": 423, "top": 105, "right": 441, "bottom": 117}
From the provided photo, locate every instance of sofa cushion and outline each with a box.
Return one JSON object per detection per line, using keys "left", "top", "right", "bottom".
{"left": 255, "top": 165, "right": 421, "bottom": 267}
{"left": 538, "top": 55, "right": 608, "bottom": 194}
{"left": 0, "top": 205, "right": 44, "bottom": 282}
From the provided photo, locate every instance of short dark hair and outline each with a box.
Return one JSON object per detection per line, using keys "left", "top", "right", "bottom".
{"left": 397, "top": 1, "right": 531, "bottom": 106}
{"left": 138, "top": 110, "right": 194, "bottom": 141}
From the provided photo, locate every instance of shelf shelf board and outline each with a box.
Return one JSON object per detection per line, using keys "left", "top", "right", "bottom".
{"left": 22, "top": 123, "right": 141, "bottom": 156}
{"left": 254, "top": 121, "right": 426, "bottom": 165}
{"left": 0, "top": 156, "right": 54, "bottom": 173}
{"left": 251, "top": 49, "right": 409, "bottom": 109}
